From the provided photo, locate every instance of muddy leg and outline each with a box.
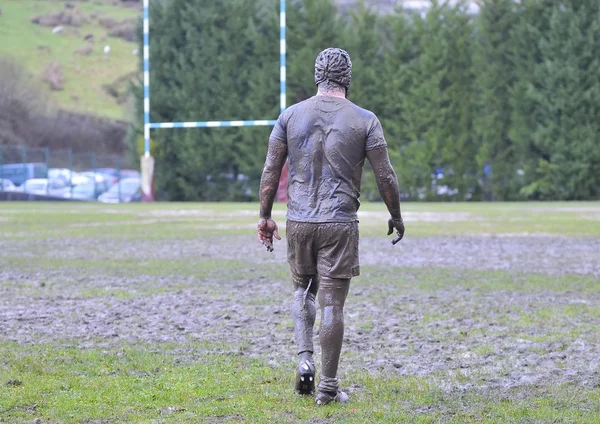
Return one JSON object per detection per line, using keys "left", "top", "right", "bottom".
{"left": 292, "top": 274, "right": 319, "bottom": 357}
{"left": 292, "top": 274, "right": 319, "bottom": 394}
{"left": 317, "top": 277, "right": 350, "bottom": 396}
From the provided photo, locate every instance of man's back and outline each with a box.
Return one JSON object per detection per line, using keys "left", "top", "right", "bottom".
{"left": 271, "top": 95, "right": 387, "bottom": 223}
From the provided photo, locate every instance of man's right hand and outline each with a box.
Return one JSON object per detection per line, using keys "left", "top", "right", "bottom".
{"left": 258, "top": 217, "right": 281, "bottom": 252}
{"left": 387, "top": 217, "right": 405, "bottom": 244}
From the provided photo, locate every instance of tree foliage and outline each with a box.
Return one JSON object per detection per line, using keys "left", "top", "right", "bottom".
{"left": 133, "top": 0, "right": 600, "bottom": 201}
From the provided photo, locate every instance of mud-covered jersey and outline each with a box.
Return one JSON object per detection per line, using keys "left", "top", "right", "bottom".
{"left": 269, "top": 95, "right": 387, "bottom": 223}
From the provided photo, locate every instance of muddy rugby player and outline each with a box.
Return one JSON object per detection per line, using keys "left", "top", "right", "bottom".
{"left": 258, "top": 47, "right": 405, "bottom": 405}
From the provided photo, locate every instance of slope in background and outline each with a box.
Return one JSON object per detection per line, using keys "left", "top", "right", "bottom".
{"left": 0, "top": 0, "right": 139, "bottom": 120}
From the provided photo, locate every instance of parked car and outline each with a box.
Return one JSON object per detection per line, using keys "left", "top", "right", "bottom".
{"left": 0, "top": 178, "right": 16, "bottom": 192}
{"left": 47, "top": 168, "right": 91, "bottom": 187}
{"left": 94, "top": 168, "right": 120, "bottom": 178}
{"left": 119, "top": 169, "right": 141, "bottom": 180}
{"left": 88, "top": 171, "right": 117, "bottom": 187}
{"left": 0, "top": 163, "right": 47, "bottom": 186}
{"left": 48, "top": 168, "right": 73, "bottom": 184}
{"left": 71, "top": 173, "right": 92, "bottom": 186}
{"left": 60, "top": 174, "right": 110, "bottom": 200}
{"left": 98, "top": 178, "right": 142, "bottom": 203}
{"left": 91, "top": 168, "right": 118, "bottom": 186}
{"left": 80, "top": 172, "right": 111, "bottom": 185}
{"left": 92, "top": 168, "right": 141, "bottom": 182}
{"left": 62, "top": 179, "right": 110, "bottom": 200}
{"left": 98, "top": 173, "right": 117, "bottom": 188}
{"left": 19, "top": 178, "right": 69, "bottom": 196}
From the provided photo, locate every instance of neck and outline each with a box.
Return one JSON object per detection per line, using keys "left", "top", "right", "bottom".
{"left": 316, "top": 88, "right": 346, "bottom": 99}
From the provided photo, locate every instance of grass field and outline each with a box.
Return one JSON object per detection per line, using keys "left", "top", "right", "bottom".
{"left": 0, "top": 0, "right": 138, "bottom": 119}
{"left": 1, "top": 202, "right": 599, "bottom": 423}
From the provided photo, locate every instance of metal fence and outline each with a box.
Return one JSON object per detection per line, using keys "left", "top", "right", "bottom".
{"left": 0, "top": 145, "right": 135, "bottom": 202}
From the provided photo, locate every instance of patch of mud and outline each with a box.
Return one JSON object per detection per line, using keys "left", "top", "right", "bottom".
{"left": 68, "top": 219, "right": 194, "bottom": 227}
{"left": 1, "top": 231, "right": 599, "bottom": 395}
{"left": 361, "top": 236, "right": 600, "bottom": 277}
{"left": 0, "top": 272, "right": 598, "bottom": 394}
{"left": 2, "top": 235, "right": 597, "bottom": 277}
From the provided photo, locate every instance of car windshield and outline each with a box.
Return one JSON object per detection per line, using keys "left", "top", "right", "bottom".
{"left": 108, "top": 179, "right": 140, "bottom": 195}
{"left": 73, "top": 183, "right": 95, "bottom": 194}
{"left": 96, "top": 169, "right": 118, "bottom": 177}
{"left": 49, "top": 170, "right": 67, "bottom": 178}
{"left": 27, "top": 182, "right": 46, "bottom": 191}
{"left": 49, "top": 180, "right": 67, "bottom": 189}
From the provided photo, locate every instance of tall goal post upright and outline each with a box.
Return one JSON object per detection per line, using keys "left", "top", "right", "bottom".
{"left": 143, "top": 0, "right": 150, "bottom": 157}
{"left": 141, "top": 0, "right": 287, "bottom": 201}
{"left": 280, "top": 0, "right": 286, "bottom": 113}
{"left": 142, "top": 0, "right": 287, "bottom": 154}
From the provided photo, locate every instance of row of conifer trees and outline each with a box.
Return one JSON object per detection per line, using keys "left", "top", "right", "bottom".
{"left": 134, "top": 0, "right": 600, "bottom": 201}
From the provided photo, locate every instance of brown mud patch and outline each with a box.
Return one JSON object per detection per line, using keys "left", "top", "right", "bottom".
{"left": 1, "top": 233, "right": 599, "bottom": 395}
{"left": 2, "top": 235, "right": 597, "bottom": 277}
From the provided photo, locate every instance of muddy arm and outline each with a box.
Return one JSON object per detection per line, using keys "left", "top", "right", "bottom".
{"left": 259, "top": 139, "right": 288, "bottom": 219}
{"left": 366, "top": 146, "right": 402, "bottom": 220}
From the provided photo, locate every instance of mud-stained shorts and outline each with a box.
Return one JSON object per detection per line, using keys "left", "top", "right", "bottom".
{"left": 286, "top": 220, "right": 360, "bottom": 279}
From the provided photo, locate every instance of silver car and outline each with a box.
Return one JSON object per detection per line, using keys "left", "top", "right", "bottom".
{"left": 0, "top": 179, "right": 16, "bottom": 192}
{"left": 98, "top": 178, "right": 142, "bottom": 203}
{"left": 19, "top": 178, "right": 69, "bottom": 197}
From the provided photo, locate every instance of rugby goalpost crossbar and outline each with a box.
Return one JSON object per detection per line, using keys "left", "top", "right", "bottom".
{"left": 142, "top": 0, "right": 287, "bottom": 157}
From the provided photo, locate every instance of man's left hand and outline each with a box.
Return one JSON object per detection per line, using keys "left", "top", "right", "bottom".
{"left": 388, "top": 216, "right": 405, "bottom": 244}
{"left": 258, "top": 218, "right": 281, "bottom": 252}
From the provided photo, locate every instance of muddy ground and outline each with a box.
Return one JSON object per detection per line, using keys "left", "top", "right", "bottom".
{"left": 1, "top": 232, "right": 599, "bottom": 396}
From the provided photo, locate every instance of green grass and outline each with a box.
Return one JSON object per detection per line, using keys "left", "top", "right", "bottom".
{"left": 1, "top": 342, "right": 598, "bottom": 423}
{"left": 359, "top": 266, "right": 600, "bottom": 293}
{"left": 0, "top": 201, "right": 599, "bottom": 239}
{"left": 0, "top": 0, "right": 138, "bottom": 119}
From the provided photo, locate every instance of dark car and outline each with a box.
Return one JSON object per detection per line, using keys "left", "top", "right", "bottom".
{"left": 0, "top": 163, "right": 48, "bottom": 186}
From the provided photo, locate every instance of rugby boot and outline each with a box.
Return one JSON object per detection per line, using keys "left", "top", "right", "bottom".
{"left": 295, "top": 359, "right": 315, "bottom": 395}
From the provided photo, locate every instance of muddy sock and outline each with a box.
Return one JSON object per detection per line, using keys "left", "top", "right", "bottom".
{"left": 292, "top": 275, "right": 319, "bottom": 355}
{"left": 318, "top": 375, "right": 339, "bottom": 395}
{"left": 318, "top": 277, "right": 350, "bottom": 383}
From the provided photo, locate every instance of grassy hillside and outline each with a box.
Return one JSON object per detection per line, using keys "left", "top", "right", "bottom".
{"left": 0, "top": 0, "right": 139, "bottom": 120}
